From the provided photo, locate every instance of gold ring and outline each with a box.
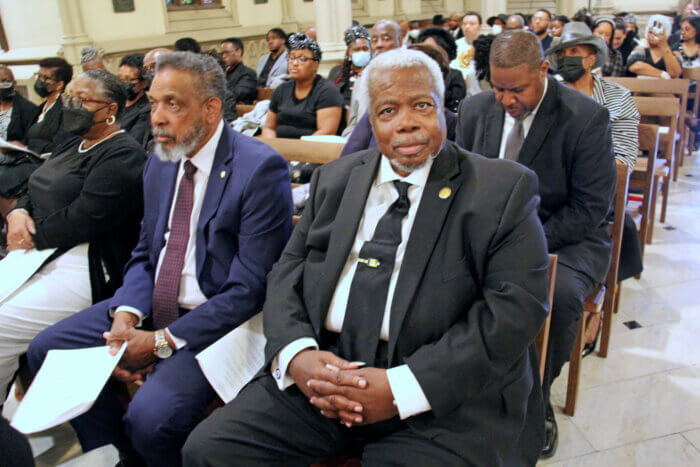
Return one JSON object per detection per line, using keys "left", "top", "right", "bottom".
{"left": 19, "top": 238, "right": 24, "bottom": 245}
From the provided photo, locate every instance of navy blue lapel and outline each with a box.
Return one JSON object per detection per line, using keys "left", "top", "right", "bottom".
{"left": 152, "top": 161, "right": 179, "bottom": 256}
{"left": 195, "top": 123, "right": 234, "bottom": 276}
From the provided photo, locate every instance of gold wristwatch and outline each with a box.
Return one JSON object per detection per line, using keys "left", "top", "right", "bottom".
{"left": 154, "top": 329, "right": 173, "bottom": 359}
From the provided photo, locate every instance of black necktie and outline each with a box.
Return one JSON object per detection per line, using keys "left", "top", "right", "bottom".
{"left": 337, "top": 181, "right": 411, "bottom": 366}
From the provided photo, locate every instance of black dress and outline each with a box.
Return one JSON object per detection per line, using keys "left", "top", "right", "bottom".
{"left": 269, "top": 75, "right": 344, "bottom": 139}
{"left": 15, "top": 131, "right": 146, "bottom": 301}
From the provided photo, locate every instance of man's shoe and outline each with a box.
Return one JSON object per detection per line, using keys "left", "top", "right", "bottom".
{"left": 541, "top": 403, "right": 558, "bottom": 459}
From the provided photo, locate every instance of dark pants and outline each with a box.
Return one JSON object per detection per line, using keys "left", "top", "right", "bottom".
{"left": 182, "top": 373, "right": 467, "bottom": 467}
{"left": 27, "top": 299, "right": 216, "bottom": 467}
{"left": 541, "top": 263, "right": 597, "bottom": 404}
{"left": 0, "top": 416, "right": 33, "bottom": 467}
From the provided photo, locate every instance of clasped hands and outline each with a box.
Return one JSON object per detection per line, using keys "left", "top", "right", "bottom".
{"left": 103, "top": 311, "right": 159, "bottom": 383}
{"left": 288, "top": 349, "right": 398, "bottom": 428}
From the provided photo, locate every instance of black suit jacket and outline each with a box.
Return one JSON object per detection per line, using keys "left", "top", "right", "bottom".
{"left": 263, "top": 143, "right": 550, "bottom": 465}
{"left": 6, "top": 93, "right": 39, "bottom": 143}
{"left": 223, "top": 62, "right": 257, "bottom": 121}
{"left": 456, "top": 77, "right": 616, "bottom": 283}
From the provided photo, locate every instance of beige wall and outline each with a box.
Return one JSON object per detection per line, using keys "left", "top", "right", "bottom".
{"left": 237, "top": 0, "right": 283, "bottom": 26}
{"left": 80, "top": 0, "right": 166, "bottom": 42}
{"left": 0, "top": 0, "right": 63, "bottom": 49}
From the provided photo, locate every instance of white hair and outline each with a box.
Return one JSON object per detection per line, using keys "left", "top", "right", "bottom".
{"left": 355, "top": 48, "right": 445, "bottom": 116}
{"left": 646, "top": 14, "right": 673, "bottom": 37}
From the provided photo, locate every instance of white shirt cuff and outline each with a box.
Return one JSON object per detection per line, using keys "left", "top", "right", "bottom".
{"left": 165, "top": 327, "right": 187, "bottom": 350}
{"left": 112, "top": 306, "right": 145, "bottom": 327}
{"left": 386, "top": 364, "right": 432, "bottom": 419}
{"left": 271, "top": 337, "right": 318, "bottom": 390}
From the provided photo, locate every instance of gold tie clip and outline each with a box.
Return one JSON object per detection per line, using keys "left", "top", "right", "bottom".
{"left": 358, "top": 257, "right": 381, "bottom": 268}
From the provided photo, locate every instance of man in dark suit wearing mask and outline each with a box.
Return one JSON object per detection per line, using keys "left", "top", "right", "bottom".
{"left": 456, "top": 30, "right": 616, "bottom": 459}
{"left": 183, "top": 47, "right": 550, "bottom": 466}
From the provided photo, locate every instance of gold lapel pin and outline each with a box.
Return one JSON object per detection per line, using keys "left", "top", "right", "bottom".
{"left": 439, "top": 187, "right": 452, "bottom": 199}
{"left": 220, "top": 170, "right": 226, "bottom": 179}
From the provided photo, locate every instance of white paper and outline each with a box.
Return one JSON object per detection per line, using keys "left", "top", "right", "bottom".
{"left": 11, "top": 344, "right": 127, "bottom": 434}
{"left": 300, "top": 135, "right": 347, "bottom": 144}
{"left": 0, "top": 248, "right": 57, "bottom": 303}
{"left": 0, "top": 135, "right": 39, "bottom": 157}
{"left": 196, "top": 312, "right": 266, "bottom": 403}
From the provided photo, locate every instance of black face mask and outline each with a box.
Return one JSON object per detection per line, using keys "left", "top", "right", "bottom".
{"left": 62, "top": 107, "right": 97, "bottom": 136}
{"left": 125, "top": 83, "right": 139, "bottom": 100}
{"left": 557, "top": 56, "right": 587, "bottom": 83}
{"left": 34, "top": 79, "right": 52, "bottom": 98}
{"left": 0, "top": 87, "right": 15, "bottom": 101}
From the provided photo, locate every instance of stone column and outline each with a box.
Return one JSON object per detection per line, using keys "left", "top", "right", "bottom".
{"left": 57, "top": 0, "right": 92, "bottom": 66}
{"left": 481, "top": 0, "right": 508, "bottom": 22}
{"left": 315, "top": 0, "right": 353, "bottom": 76}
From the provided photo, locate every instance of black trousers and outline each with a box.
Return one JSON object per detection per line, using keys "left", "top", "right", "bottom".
{"left": 0, "top": 416, "right": 33, "bottom": 467}
{"left": 182, "top": 373, "right": 467, "bottom": 467}
{"left": 541, "top": 263, "right": 597, "bottom": 404}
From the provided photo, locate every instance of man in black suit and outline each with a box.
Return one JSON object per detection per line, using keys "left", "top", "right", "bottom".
{"left": 220, "top": 37, "right": 257, "bottom": 122}
{"left": 183, "top": 48, "right": 550, "bottom": 466}
{"left": 0, "top": 66, "right": 38, "bottom": 144}
{"left": 456, "top": 30, "right": 616, "bottom": 458}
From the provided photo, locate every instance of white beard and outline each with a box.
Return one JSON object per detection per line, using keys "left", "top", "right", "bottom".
{"left": 153, "top": 121, "right": 206, "bottom": 163}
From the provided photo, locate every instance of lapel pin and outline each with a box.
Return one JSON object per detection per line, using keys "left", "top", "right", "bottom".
{"left": 439, "top": 187, "right": 452, "bottom": 199}
{"left": 358, "top": 257, "right": 381, "bottom": 268}
{"left": 220, "top": 170, "right": 226, "bottom": 179}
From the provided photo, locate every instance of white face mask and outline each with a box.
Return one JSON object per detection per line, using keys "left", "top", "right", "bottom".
{"left": 492, "top": 25, "right": 503, "bottom": 35}
{"left": 409, "top": 29, "right": 421, "bottom": 39}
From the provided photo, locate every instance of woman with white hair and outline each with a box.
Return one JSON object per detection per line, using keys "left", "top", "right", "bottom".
{"left": 627, "top": 14, "right": 682, "bottom": 78}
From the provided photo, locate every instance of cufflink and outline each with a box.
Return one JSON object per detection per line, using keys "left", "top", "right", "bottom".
{"left": 274, "top": 368, "right": 281, "bottom": 380}
{"left": 220, "top": 170, "right": 226, "bottom": 178}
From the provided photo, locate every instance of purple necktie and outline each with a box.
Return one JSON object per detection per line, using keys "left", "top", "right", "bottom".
{"left": 152, "top": 160, "right": 197, "bottom": 330}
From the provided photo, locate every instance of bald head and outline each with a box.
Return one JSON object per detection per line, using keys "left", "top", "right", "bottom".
{"left": 505, "top": 15, "right": 525, "bottom": 30}
{"left": 490, "top": 30, "right": 544, "bottom": 71}
{"left": 143, "top": 48, "right": 171, "bottom": 86}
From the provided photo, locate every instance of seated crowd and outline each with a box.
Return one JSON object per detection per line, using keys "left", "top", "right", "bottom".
{"left": 0, "top": 5, "right": 694, "bottom": 466}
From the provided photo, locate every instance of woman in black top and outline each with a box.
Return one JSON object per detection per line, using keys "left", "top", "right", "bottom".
{"left": 23, "top": 57, "right": 75, "bottom": 154}
{"left": 0, "top": 70, "right": 146, "bottom": 399}
{"left": 0, "top": 58, "right": 74, "bottom": 220}
{"left": 262, "top": 33, "right": 343, "bottom": 139}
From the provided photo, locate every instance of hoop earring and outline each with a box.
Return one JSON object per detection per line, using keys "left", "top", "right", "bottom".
{"left": 106, "top": 115, "right": 116, "bottom": 125}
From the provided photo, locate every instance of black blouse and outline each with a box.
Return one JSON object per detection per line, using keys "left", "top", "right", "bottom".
{"left": 269, "top": 75, "right": 344, "bottom": 139}
{"left": 23, "top": 98, "right": 75, "bottom": 155}
{"left": 16, "top": 131, "right": 146, "bottom": 300}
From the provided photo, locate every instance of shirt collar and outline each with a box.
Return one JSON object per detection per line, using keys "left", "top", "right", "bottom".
{"left": 376, "top": 152, "right": 434, "bottom": 189}
{"left": 184, "top": 119, "right": 224, "bottom": 178}
{"left": 530, "top": 77, "right": 548, "bottom": 118}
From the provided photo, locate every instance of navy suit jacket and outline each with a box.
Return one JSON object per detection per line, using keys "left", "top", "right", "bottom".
{"left": 110, "top": 124, "right": 293, "bottom": 352}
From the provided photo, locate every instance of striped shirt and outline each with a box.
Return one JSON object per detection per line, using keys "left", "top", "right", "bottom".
{"left": 593, "top": 75, "right": 640, "bottom": 168}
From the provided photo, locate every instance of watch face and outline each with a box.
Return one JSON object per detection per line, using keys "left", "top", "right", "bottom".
{"left": 156, "top": 345, "right": 173, "bottom": 359}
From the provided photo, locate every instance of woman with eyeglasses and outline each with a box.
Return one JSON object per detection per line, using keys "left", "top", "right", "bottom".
{"left": 0, "top": 58, "right": 74, "bottom": 223}
{"left": 0, "top": 70, "right": 146, "bottom": 401}
{"left": 262, "top": 33, "right": 344, "bottom": 139}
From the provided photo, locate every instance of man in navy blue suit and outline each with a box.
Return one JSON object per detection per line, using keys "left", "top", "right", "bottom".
{"left": 27, "top": 52, "right": 293, "bottom": 466}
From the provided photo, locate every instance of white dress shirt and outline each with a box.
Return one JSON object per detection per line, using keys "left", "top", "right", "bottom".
{"left": 450, "top": 37, "right": 475, "bottom": 78}
{"left": 115, "top": 120, "right": 224, "bottom": 348}
{"left": 271, "top": 155, "right": 435, "bottom": 420}
{"left": 497, "top": 78, "right": 549, "bottom": 160}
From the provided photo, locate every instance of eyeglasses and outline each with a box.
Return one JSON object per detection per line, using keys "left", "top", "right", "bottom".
{"left": 288, "top": 55, "right": 314, "bottom": 64}
{"left": 35, "top": 73, "right": 56, "bottom": 83}
{"left": 62, "top": 95, "right": 111, "bottom": 109}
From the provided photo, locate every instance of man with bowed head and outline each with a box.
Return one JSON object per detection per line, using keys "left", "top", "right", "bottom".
{"left": 183, "top": 48, "right": 550, "bottom": 466}
{"left": 28, "top": 52, "right": 293, "bottom": 467}
{"left": 456, "top": 30, "right": 616, "bottom": 459}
